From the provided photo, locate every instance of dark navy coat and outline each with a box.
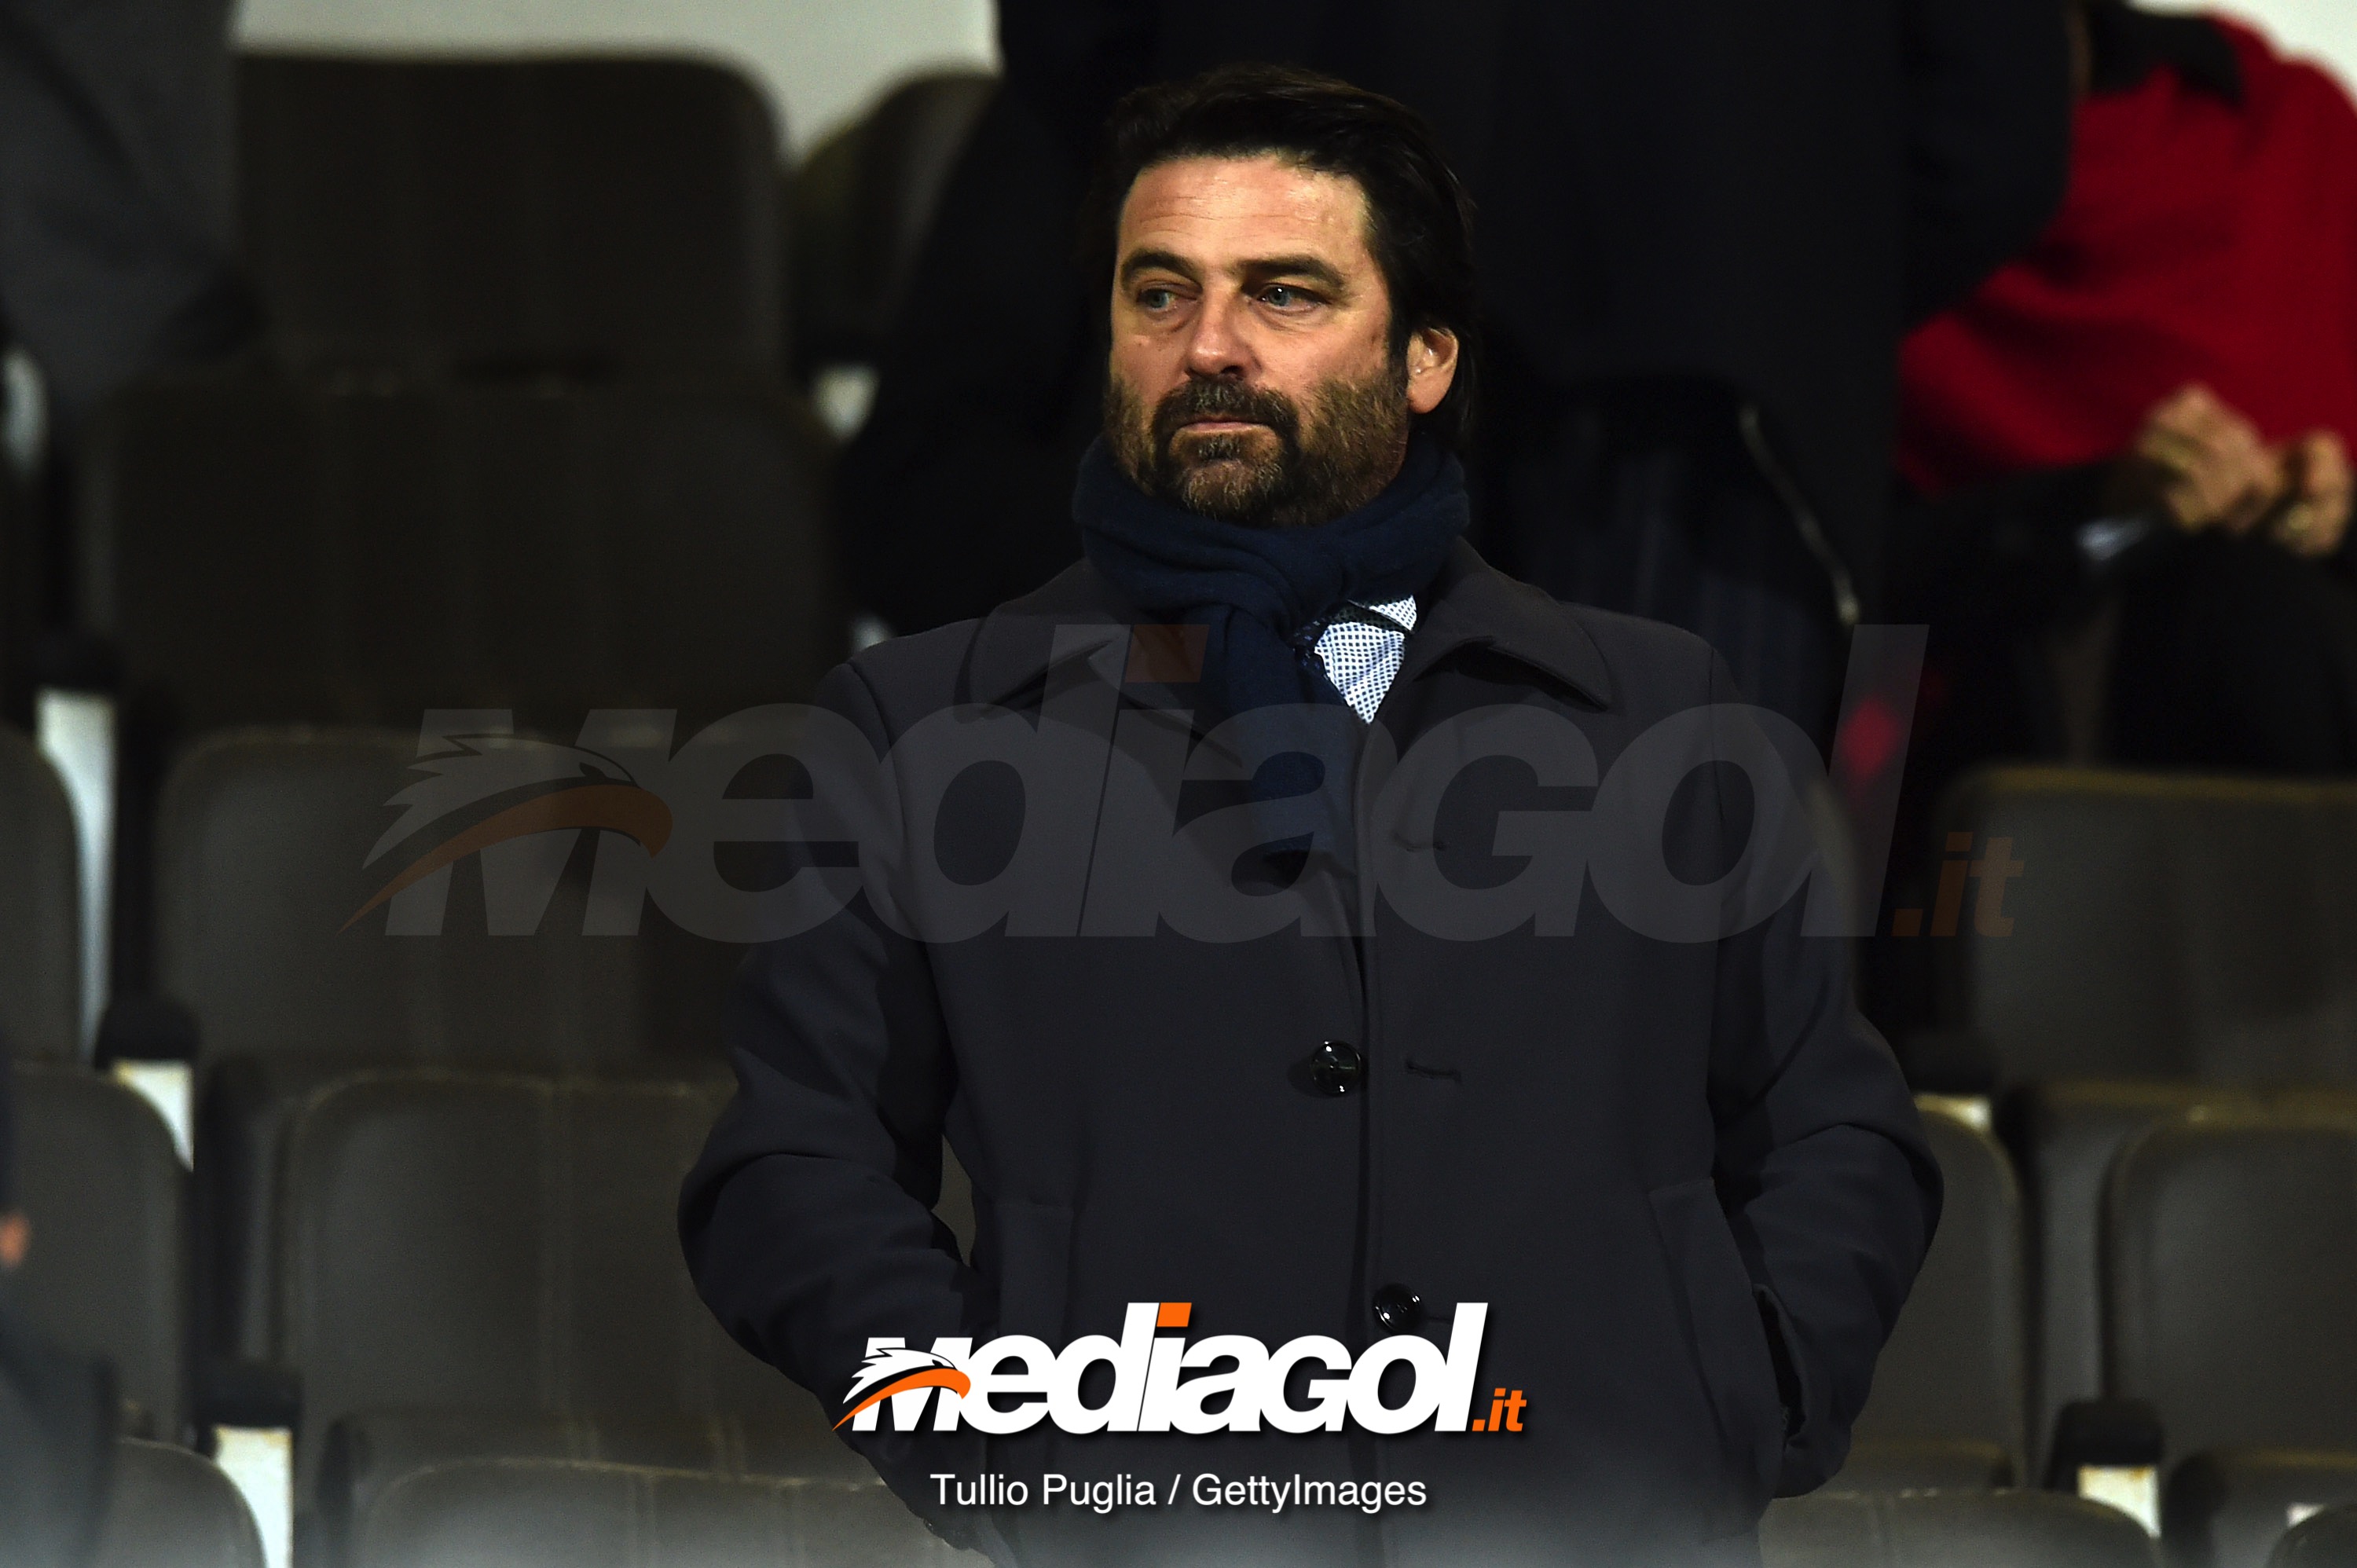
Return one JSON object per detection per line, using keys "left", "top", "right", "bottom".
{"left": 680, "top": 543, "right": 1938, "bottom": 1566}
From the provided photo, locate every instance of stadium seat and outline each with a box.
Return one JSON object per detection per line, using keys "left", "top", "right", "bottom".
{"left": 2108, "top": 1112, "right": 2357, "bottom": 1568}
{"left": 1838, "top": 1108, "right": 2026, "bottom": 1489}
{"left": 80, "top": 372, "right": 837, "bottom": 736}
{"left": 159, "top": 727, "right": 740, "bottom": 1365}
{"left": 792, "top": 71, "right": 995, "bottom": 376}
{"left": 239, "top": 55, "right": 783, "bottom": 378}
{"left": 0, "top": 724, "right": 80, "bottom": 1061}
{"left": 269, "top": 1073, "right": 848, "bottom": 1538}
{"left": 2007, "top": 1083, "right": 2357, "bottom": 1482}
{"left": 11, "top": 1064, "right": 188, "bottom": 1439}
{"left": 1760, "top": 1489, "right": 2159, "bottom": 1567}
{"left": 2273, "top": 1502, "right": 2357, "bottom": 1566}
{"left": 93, "top": 1438, "right": 263, "bottom": 1568}
{"left": 1935, "top": 768, "right": 2357, "bottom": 1086}
{"left": 348, "top": 1457, "right": 979, "bottom": 1568}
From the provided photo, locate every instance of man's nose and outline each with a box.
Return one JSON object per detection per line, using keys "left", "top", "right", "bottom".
{"left": 1182, "top": 294, "right": 1255, "bottom": 379}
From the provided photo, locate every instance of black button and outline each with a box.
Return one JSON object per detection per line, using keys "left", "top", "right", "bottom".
{"left": 1372, "top": 1284, "right": 1423, "bottom": 1332}
{"left": 1308, "top": 1041, "right": 1364, "bottom": 1096}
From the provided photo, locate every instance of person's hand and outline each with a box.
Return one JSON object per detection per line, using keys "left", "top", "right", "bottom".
{"left": 0, "top": 1211, "right": 26, "bottom": 1270}
{"left": 2110, "top": 383, "right": 2287, "bottom": 533}
{"left": 2271, "top": 429, "right": 2353, "bottom": 558}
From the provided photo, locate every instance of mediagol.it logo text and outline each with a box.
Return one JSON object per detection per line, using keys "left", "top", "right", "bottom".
{"left": 838, "top": 1301, "right": 1527, "bottom": 1437}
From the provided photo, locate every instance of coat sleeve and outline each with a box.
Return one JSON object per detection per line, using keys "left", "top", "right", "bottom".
{"left": 676, "top": 661, "right": 1003, "bottom": 1553}
{"left": 1703, "top": 662, "right": 1943, "bottom": 1497}
{"left": 1899, "top": 0, "right": 2074, "bottom": 323}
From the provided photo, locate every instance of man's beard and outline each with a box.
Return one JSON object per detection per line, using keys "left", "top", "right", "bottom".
{"left": 1105, "top": 359, "right": 1413, "bottom": 529}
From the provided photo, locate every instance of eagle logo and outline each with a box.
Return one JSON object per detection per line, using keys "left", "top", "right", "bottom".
{"left": 835, "top": 1345, "right": 972, "bottom": 1430}
{"left": 344, "top": 732, "right": 675, "bottom": 929}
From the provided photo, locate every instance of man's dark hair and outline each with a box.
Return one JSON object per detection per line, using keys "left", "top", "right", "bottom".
{"left": 1083, "top": 63, "right": 1480, "bottom": 448}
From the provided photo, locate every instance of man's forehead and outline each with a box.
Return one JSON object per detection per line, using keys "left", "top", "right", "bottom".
{"left": 1117, "top": 154, "right": 1373, "bottom": 269}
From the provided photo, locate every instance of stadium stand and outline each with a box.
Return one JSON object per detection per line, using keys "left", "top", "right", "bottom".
{"left": 79, "top": 373, "right": 837, "bottom": 738}
{"left": 347, "top": 1457, "right": 981, "bottom": 1568}
{"left": 2108, "top": 1112, "right": 2357, "bottom": 1568}
{"left": 94, "top": 1438, "right": 265, "bottom": 1568}
{"left": 159, "top": 728, "right": 741, "bottom": 1369}
{"left": 792, "top": 70, "right": 995, "bottom": 380}
{"left": 1838, "top": 1107, "right": 2027, "bottom": 1490}
{"left": 267, "top": 1072, "right": 849, "bottom": 1555}
{"left": 11, "top": 1061, "right": 188, "bottom": 1442}
{"left": 1759, "top": 1489, "right": 2161, "bottom": 1567}
{"left": 0, "top": 723, "right": 81, "bottom": 1061}
{"left": 1936, "top": 768, "right": 2357, "bottom": 1087}
{"left": 238, "top": 56, "right": 783, "bottom": 379}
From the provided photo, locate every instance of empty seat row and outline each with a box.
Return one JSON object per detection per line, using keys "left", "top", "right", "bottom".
{"left": 82, "top": 372, "right": 837, "bottom": 739}
{"left": 1935, "top": 768, "right": 2357, "bottom": 1088}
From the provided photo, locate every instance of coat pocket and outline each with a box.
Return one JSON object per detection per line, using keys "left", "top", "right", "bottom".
{"left": 1648, "top": 1178, "right": 1783, "bottom": 1501}
{"left": 983, "top": 1193, "right": 1076, "bottom": 1343}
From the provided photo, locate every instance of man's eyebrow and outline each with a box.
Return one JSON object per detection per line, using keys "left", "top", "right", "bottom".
{"left": 1239, "top": 255, "right": 1349, "bottom": 291}
{"left": 1117, "top": 248, "right": 1199, "bottom": 285}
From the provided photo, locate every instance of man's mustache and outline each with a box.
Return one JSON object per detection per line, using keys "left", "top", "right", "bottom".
{"left": 1152, "top": 379, "right": 1301, "bottom": 452}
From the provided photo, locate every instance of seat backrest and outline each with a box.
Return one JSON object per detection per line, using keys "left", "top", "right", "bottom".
{"left": 1762, "top": 1490, "right": 2160, "bottom": 1568}
{"left": 1848, "top": 1108, "right": 2027, "bottom": 1482}
{"left": 82, "top": 373, "right": 836, "bottom": 737}
{"left": 2106, "top": 1113, "right": 2357, "bottom": 1463}
{"left": 1936, "top": 768, "right": 2357, "bottom": 1085}
{"left": 240, "top": 55, "right": 780, "bottom": 378}
{"left": 12, "top": 1064, "right": 186, "bottom": 1438}
{"left": 0, "top": 725, "right": 79, "bottom": 1061}
{"left": 2014, "top": 1083, "right": 2357, "bottom": 1482}
{"left": 353, "top": 1457, "right": 973, "bottom": 1568}
{"left": 93, "top": 1438, "right": 263, "bottom": 1568}
{"left": 792, "top": 71, "right": 995, "bottom": 371}
{"left": 276, "top": 1074, "right": 823, "bottom": 1500}
{"left": 156, "top": 727, "right": 738, "bottom": 1068}
{"left": 2274, "top": 1503, "right": 2357, "bottom": 1566}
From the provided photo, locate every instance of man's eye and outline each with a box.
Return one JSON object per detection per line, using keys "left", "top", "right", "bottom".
{"left": 1262, "top": 285, "right": 1314, "bottom": 310}
{"left": 1138, "top": 287, "right": 1178, "bottom": 310}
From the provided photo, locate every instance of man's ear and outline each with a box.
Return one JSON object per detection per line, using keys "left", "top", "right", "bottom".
{"left": 1405, "top": 326, "right": 1461, "bottom": 416}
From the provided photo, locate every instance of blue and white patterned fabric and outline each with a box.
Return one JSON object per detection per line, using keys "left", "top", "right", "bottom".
{"left": 1312, "top": 595, "right": 1419, "bottom": 722}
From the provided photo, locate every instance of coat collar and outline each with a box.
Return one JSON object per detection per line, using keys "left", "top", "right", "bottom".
{"left": 964, "top": 539, "right": 1613, "bottom": 712}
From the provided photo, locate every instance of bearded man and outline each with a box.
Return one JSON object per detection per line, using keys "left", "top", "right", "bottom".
{"left": 682, "top": 64, "right": 1937, "bottom": 1568}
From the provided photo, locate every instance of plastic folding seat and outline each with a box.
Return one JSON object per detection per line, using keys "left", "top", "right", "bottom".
{"left": 0, "top": 723, "right": 80, "bottom": 1061}
{"left": 1760, "top": 1489, "right": 2158, "bottom": 1567}
{"left": 1935, "top": 768, "right": 2357, "bottom": 1087}
{"left": 239, "top": 55, "right": 782, "bottom": 379}
{"left": 793, "top": 71, "right": 996, "bottom": 378}
{"left": 12, "top": 1063, "right": 188, "bottom": 1440}
{"left": 2273, "top": 1504, "right": 2357, "bottom": 1566}
{"left": 2008, "top": 1083, "right": 2357, "bottom": 1485}
{"left": 158, "top": 728, "right": 741, "bottom": 1371}
{"left": 349, "top": 1457, "right": 978, "bottom": 1568}
{"left": 80, "top": 370, "right": 837, "bottom": 738}
{"left": 94, "top": 1438, "right": 264, "bottom": 1568}
{"left": 268, "top": 1072, "right": 858, "bottom": 1554}
{"left": 2107, "top": 1112, "right": 2357, "bottom": 1568}
{"left": 1838, "top": 1109, "right": 2027, "bottom": 1489}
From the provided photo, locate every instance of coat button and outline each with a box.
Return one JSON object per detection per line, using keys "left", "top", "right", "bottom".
{"left": 1308, "top": 1041, "right": 1364, "bottom": 1096}
{"left": 1372, "top": 1284, "right": 1423, "bottom": 1332}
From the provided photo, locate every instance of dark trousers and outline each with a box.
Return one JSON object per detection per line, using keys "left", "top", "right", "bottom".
{"left": 1477, "top": 376, "right": 1847, "bottom": 749}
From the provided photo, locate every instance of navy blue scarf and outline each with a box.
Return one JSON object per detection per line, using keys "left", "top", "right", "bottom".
{"left": 1075, "top": 433, "right": 1468, "bottom": 855}
{"left": 1075, "top": 433, "right": 1468, "bottom": 720}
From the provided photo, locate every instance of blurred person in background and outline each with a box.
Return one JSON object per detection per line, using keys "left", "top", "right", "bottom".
{"left": 1894, "top": 0, "right": 2357, "bottom": 776}
{"left": 0, "top": 0, "right": 257, "bottom": 705}
{"left": 841, "top": 0, "right": 2071, "bottom": 746}
{"left": 0, "top": 1030, "right": 115, "bottom": 1568}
